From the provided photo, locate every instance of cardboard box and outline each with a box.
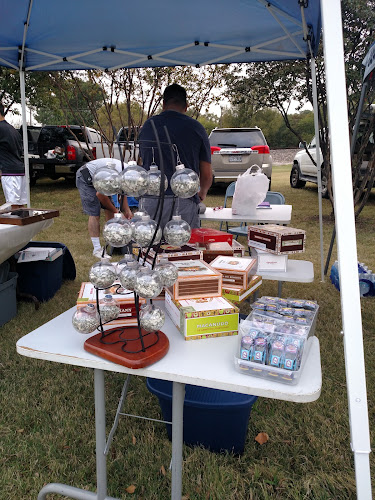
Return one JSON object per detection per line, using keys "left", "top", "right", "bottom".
{"left": 165, "top": 288, "right": 239, "bottom": 340}
{"left": 16, "top": 246, "right": 63, "bottom": 262}
{"left": 248, "top": 224, "right": 306, "bottom": 255}
{"left": 77, "top": 282, "right": 146, "bottom": 317}
{"left": 250, "top": 248, "right": 288, "bottom": 272}
{"left": 222, "top": 275, "right": 262, "bottom": 303}
{"left": 210, "top": 256, "right": 257, "bottom": 289}
{"left": 142, "top": 243, "right": 203, "bottom": 264}
{"left": 167, "top": 259, "right": 223, "bottom": 300}
{"left": 189, "top": 228, "right": 233, "bottom": 245}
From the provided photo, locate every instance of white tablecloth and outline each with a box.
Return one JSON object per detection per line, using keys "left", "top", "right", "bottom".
{"left": 0, "top": 219, "right": 54, "bottom": 265}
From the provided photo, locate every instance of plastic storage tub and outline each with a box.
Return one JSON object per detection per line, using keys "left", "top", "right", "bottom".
{"left": 0, "top": 271, "right": 18, "bottom": 326}
{"left": 146, "top": 378, "right": 258, "bottom": 454}
{"left": 16, "top": 243, "right": 65, "bottom": 302}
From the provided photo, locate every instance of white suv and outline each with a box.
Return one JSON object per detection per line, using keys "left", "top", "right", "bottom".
{"left": 209, "top": 127, "right": 272, "bottom": 185}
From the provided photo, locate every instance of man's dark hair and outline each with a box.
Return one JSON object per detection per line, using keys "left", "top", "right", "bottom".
{"left": 163, "top": 83, "right": 187, "bottom": 108}
{"left": 0, "top": 103, "right": 4, "bottom": 117}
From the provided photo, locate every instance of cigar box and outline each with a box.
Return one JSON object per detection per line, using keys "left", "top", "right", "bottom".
{"left": 222, "top": 275, "right": 262, "bottom": 303}
{"left": 189, "top": 227, "right": 233, "bottom": 245}
{"left": 203, "top": 241, "right": 233, "bottom": 263}
{"left": 165, "top": 288, "right": 239, "bottom": 341}
{"left": 250, "top": 248, "right": 288, "bottom": 272}
{"left": 248, "top": 224, "right": 306, "bottom": 255}
{"left": 166, "top": 259, "right": 223, "bottom": 300}
{"left": 210, "top": 256, "right": 257, "bottom": 289}
{"left": 142, "top": 243, "right": 203, "bottom": 264}
{"left": 77, "top": 282, "right": 146, "bottom": 317}
{"left": 232, "top": 239, "right": 245, "bottom": 257}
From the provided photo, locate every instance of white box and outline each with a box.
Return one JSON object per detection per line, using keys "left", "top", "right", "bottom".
{"left": 251, "top": 248, "right": 288, "bottom": 272}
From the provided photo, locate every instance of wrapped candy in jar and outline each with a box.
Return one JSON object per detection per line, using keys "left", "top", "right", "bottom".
{"left": 118, "top": 261, "right": 140, "bottom": 291}
{"left": 89, "top": 259, "right": 117, "bottom": 289}
{"left": 134, "top": 267, "right": 163, "bottom": 299}
{"left": 139, "top": 303, "right": 165, "bottom": 332}
{"left": 163, "top": 215, "right": 191, "bottom": 247}
{"left": 92, "top": 162, "right": 122, "bottom": 195}
{"left": 120, "top": 161, "right": 149, "bottom": 197}
{"left": 116, "top": 254, "right": 136, "bottom": 274}
{"left": 170, "top": 164, "right": 200, "bottom": 199}
{"left": 155, "top": 257, "right": 178, "bottom": 287}
{"left": 99, "top": 294, "right": 120, "bottom": 323}
{"left": 133, "top": 215, "right": 162, "bottom": 247}
{"left": 72, "top": 304, "right": 99, "bottom": 334}
{"left": 146, "top": 165, "right": 168, "bottom": 195}
{"left": 103, "top": 213, "right": 132, "bottom": 248}
{"left": 130, "top": 210, "right": 149, "bottom": 239}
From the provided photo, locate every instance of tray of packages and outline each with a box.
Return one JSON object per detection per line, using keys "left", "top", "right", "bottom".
{"left": 234, "top": 296, "right": 319, "bottom": 384}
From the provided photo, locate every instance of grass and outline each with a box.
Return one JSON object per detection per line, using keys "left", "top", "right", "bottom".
{"left": 0, "top": 167, "right": 374, "bottom": 499}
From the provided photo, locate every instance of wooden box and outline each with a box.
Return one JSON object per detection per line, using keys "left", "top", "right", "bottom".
{"left": 0, "top": 208, "right": 59, "bottom": 225}
{"left": 203, "top": 241, "right": 233, "bottom": 263}
{"left": 77, "top": 281, "right": 146, "bottom": 317}
{"left": 248, "top": 224, "right": 306, "bottom": 255}
{"left": 210, "top": 256, "right": 257, "bottom": 289}
{"left": 142, "top": 243, "right": 203, "bottom": 264}
{"left": 166, "top": 259, "right": 222, "bottom": 300}
{"left": 165, "top": 288, "right": 239, "bottom": 341}
{"left": 189, "top": 227, "right": 233, "bottom": 245}
{"left": 222, "top": 275, "right": 262, "bottom": 304}
{"left": 232, "top": 240, "right": 245, "bottom": 257}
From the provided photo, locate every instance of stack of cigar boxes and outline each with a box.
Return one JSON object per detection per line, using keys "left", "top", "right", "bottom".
{"left": 248, "top": 224, "right": 306, "bottom": 272}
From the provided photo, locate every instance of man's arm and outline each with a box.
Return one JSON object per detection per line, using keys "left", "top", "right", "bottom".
{"left": 120, "top": 195, "right": 133, "bottom": 219}
{"left": 198, "top": 160, "right": 213, "bottom": 202}
{"left": 96, "top": 192, "right": 118, "bottom": 214}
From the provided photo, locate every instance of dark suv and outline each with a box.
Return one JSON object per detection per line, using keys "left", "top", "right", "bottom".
{"left": 208, "top": 127, "right": 272, "bottom": 184}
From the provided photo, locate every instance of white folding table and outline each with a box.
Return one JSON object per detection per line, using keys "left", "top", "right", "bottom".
{"left": 16, "top": 305, "right": 321, "bottom": 500}
{"left": 200, "top": 205, "right": 292, "bottom": 225}
{"left": 0, "top": 219, "right": 54, "bottom": 265}
{"left": 256, "top": 259, "right": 315, "bottom": 296}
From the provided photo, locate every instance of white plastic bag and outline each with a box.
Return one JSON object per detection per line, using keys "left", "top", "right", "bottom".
{"left": 232, "top": 165, "right": 269, "bottom": 215}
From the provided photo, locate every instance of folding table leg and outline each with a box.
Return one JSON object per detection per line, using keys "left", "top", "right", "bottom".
{"left": 171, "top": 382, "right": 185, "bottom": 500}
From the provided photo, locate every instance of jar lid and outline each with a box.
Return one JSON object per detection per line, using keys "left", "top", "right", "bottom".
{"left": 172, "top": 215, "right": 181, "bottom": 221}
{"left": 149, "top": 165, "right": 159, "bottom": 172}
{"left": 175, "top": 164, "right": 185, "bottom": 171}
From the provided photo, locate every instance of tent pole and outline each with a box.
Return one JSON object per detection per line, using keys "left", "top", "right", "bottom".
{"left": 310, "top": 57, "right": 324, "bottom": 282}
{"left": 20, "top": 69, "right": 31, "bottom": 208}
{"left": 321, "top": 1, "right": 372, "bottom": 499}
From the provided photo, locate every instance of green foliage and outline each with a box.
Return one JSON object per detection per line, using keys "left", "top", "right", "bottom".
{"left": 197, "top": 112, "right": 220, "bottom": 135}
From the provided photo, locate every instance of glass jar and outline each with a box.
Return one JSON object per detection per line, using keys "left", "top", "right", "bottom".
{"left": 103, "top": 213, "right": 132, "bottom": 247}
{"left": 72, "top": 304, "right": 99, "bottom": 334}
{"left": 133, "top": 215, "right": 162, "bottom": 247}
{"left": 120, "top": 161, "right": 149, "bottom": 197}
{"left": 99, "top": 294, "right": 120, "bottom": 323}
{"left": 134, "top": 267, "right": 163, "bottom": 299}
{"left": 170, "top": 164, "right": 200, "bottom": 198}
{"left": 116, "top": 253, "right": 136, "bottom": 274}
{"left": 92, "top": 161, "right": 121, "bottom": 195}
{"left": 147, "top": 165, "right": 168, "bottom": 195}
{"left": 89, "top": 259, "right": 117, "bottom": 289}
{"left": 139, "top": 303, "right": 165, "bottom": 332}
{"left": 118, "top": 261, "right": 140, "bottom": 291}
{"left": 163, "top": 215, "right": 191, "bottom": 247}
{"left": 155, "top": 257, "right": 178, "bottom": 287}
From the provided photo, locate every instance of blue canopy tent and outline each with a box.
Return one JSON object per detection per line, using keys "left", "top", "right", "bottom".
{"left": 0, "top": 1, "right": 371, "bottom": 499}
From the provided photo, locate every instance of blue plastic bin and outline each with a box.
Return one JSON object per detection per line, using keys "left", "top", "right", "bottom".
{"left": 146, "top": 378, "right": 258, "bottom": 454}
{"left": 16, "top": 244, "right": 65, "bottom": 302}
{"left": 0, "top": 271, "right": 18, "bottom": 326}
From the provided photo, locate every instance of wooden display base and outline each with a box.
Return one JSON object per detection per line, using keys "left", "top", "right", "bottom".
{"left": 84, "top": 326, "right": 169, "bottom": 369}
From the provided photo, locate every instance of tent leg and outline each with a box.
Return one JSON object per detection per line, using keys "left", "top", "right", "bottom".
{"left": 19, "top": 69, "right": 31, "bottom": 208}
{"left": 321, "top": 1, "right": 372, "bottom": 498}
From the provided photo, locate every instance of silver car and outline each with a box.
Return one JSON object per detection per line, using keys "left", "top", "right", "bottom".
{"left": 208, "top": 127, "right": 273, "bottom": 185}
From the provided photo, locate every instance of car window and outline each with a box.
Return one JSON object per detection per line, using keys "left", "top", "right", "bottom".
{"left": 39, "top": 127, "right": 86, "bottom": 143}
{"left": 209, "top": 130, "right": 266, "bottom": 148}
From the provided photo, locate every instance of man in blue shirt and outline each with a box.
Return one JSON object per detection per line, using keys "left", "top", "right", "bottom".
{"left": 138, "top": 84, "right": 212, "bottom": 228}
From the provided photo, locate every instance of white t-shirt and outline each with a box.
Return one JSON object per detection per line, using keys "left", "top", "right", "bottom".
{"left": 85, "top": 158, "right": 123, "bottom": 176}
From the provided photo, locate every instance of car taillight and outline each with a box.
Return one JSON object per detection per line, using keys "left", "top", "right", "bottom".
{"left": 67, "top": 145, "right": 76, "bottom": 160}
{"left": 92, "top": 147, "right": 97, "bottom": 160}
{"left": 211, "top": 146, "right": 221, "bottom": 154}
{"left": 251, "top": 145, "right": 270, "bottom": 154}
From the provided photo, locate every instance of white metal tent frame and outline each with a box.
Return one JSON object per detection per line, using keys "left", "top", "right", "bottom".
{"left": 1, "top": 1, "right": 371, "bottom": 498}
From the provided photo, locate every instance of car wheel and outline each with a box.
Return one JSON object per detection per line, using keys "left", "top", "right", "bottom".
{"left": 290, "top": 164, "right": 306, "bottom": 188}
{"left": 321, "top": 173, "right": 329, "bottom": 198}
